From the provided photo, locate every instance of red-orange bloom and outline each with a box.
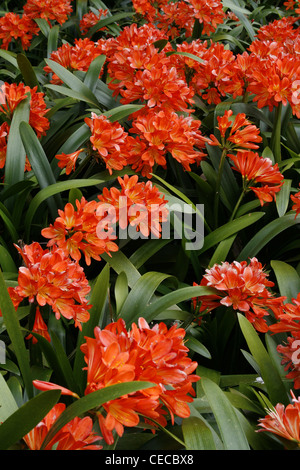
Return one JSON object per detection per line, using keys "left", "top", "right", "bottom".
{"left": 41, "top": 197, "right": 118, "bottom": 265}
{"left": 55, "top": 149, "right": 84, "bottom": 175}
{"left": 189, "top": 0, "right": 226, "bottom": 36}
{"left": 257, "top": 391, "right": 300, "bottom": 446}
{"left": 229, "top": 151, "right": 284, "bottom": 206}
{"left": 128, "top": 109, "right": 209, "bottom": 177}
{"left": 26, "top": 307, "right": 51, "bottom": 344}
{"left": 85, "top": 113, "right": 129, "bottom": 174}
{"left": 79, "top": 9, "right": 109, "bottom": 35}
{"left": 193, "top": 258, "right": 286, "bottom": 333}
{"left": 209, "top": 110, "right": 262, "bottom": 151}
{"left": 0, "top": 82, "right": 50, "bottom": 139}
{"left": 23, "top": 0, "right": 73, "bottom": 25}
{"left": 7, "top": 242, "right": 91, "bottom": 330}
{"left": 0, "top": 13, "right": 39, "bottom": 50}
{"left": 23, "top": 403, "right": 102, "bottom": 450}
{"left": 276, "top": 335, "right": 300, "bottom": 390}
{"left": 79, "top": 317, "right": 200, "bottom": 443}
{"left": 98, "top": 175, "right": 169, "bottom": 238}
{"left": 291, "top": 187, "right": 300, "bottom": 218}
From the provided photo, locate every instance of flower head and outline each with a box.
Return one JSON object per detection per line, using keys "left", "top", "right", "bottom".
{"left": 23, "top": 403, "right": 102, "bottom": 450}
{"left": 7, "top": 242, "right": 92, "bottom": 330}
{"left": 193, "top": 258, "right": 285, "bottom": 332}
{"left": 0, "top": 13, "right": 39, "bottom": 50}
{"left": 257, "top": 391, "right": 300, "bottom": 447}
{"left": 23, "top": 0, "right": 73, "bottom": 25}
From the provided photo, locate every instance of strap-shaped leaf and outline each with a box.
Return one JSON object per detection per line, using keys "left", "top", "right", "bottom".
{"left": 238, "top": 314, "right": 289, "bottom": 406}
{"left": 0, "top": 390, "right": 61, "bottom": 450}
{"left": 201, "top": 377, "right": 250, "bottom": 450}
{"left": 40, "top": 381, "right": 154, "bottom": 450}
{"left": 271, "top": 260, "right": 300, "bottom": 303}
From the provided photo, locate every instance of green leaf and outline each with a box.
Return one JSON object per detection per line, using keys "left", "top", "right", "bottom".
{"left": 85, "top": 11, "right": 135, "bottom": 38}
{"left": 4, "top": 96, "right": 30, "bottom": 193}
{"left": 185, "top": 336, "right": 211, "bottom": 359}
{"left": 182, "top": 416, "right": 216, "bottom": 450}
{"left": 19, "top": 121, "right": 62, "bottom": 219}
{"left": 0, "top": 373, "right": 18, "bottom": 423}
{"left": 115, "top": 271, "right": 128, "bottom": 315}
{"left": 271, "top": 260, "right": 300, "bottom": 302}
{"left": 73, "top": 263, "right": 110, "bottom": 390}
{"left": 119, "top": 272, "right": 176, "bottom": 326}
{"left": 237, "top": 212, "right": 300, "bottom": 260}
{"left": 17, "top": 54, "right": 40, "bottom": 90}
{"left": 135, "top": 285, "right": 218, "bottom": 326}
{"left": 238, "top": 314, "right": 289, "bottom": 406}
{"left": 276, "top": 179, "right": 292, "bottom": 218}
{"left": 84, "top": 55, "right": 106, "bottom": 93}
{"left": 197, "top": 212, "right": 264, "bottom": 255}
{"left": 0, "top": 390, "right": 61, "bottom": 450}
{"left": 0, "top": 269, "right": 33, "bottom": 399}
{"left": 201, "top": 377, "right": 250, "bottom": 450}
{"left": 40, "top": 381, "right": 154, "bottom": 450}
{"left": 47, "top": 25, "right": 59, "bottom": 58}
{"left": 102, "top": 251, "right": 141, "bottom": 288}
{"left": 0, "top": 245, "right": 17, "bottom": 273}
{"left": 44, "top": 59, "right": 100, "bottom": 108}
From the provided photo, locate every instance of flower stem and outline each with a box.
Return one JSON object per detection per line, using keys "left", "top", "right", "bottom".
{"left": 213, "top": 147, "right": 227, "bottom": 228}
{"left": 229, "top": 187, "right": 247, "bottom": 221}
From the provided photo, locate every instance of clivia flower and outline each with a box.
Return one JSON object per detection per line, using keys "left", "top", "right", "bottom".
{"left": 193, "top": 258, "right": 286, "bottom": 333}
{"left": 33, "top": 317, "right": 200, "bottom": 445}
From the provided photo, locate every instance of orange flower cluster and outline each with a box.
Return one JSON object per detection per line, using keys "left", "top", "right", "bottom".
{"left": 84, "top": 113, "right": 129, "bottom": 175}
{"left": 0, "top": 12, "right": 39, "bottom": 50}
{"left": 229, "top": 151, "right": 284, "bottom": 206}
{"left": 269, "top": 293, "right": 300, "bottom": 389}
{"left": 98, "top": 175, "right": 169, "bottom": 238}
{"left": 128, "top": 109, "right": 209, "bottom": 177}
{"left": 79, "top": 8, "right": 108, "bottom": 35}
{"left": 257, "top": 391, "right": 300, "bottom": 447}
{"left": 193, "top": 258, "right": 285, "bottom": 333}
{"left": 291, "top": 186, "right": 300, "bottom": 218}
{"left": 80, "top": 317, "right": 200, "bottom": 444}
{"left": 23, "top": 403, "right": 102, "bottom": 450}
{"left": 23, "top": 0, "right": 73, "bottom": 25}
{"left": 41, "top": 196, "right": 119, "bottom": 266}
{"left": 132, "top": 0, "right": 225, "bottom": 38}
{"left": 7, "top": 242, "right": 92, "bottom": 330}
{"left": 209, "top": 110, "right": 262, "bottom": 151}
{"left": 189, "top": 0, "right": 226, "bottom": 36}
{"left": 44, "top": 39, "right": 104, "bottom": 85}
{"left": 0, "top": 82, "right": 50, "bottom": 171}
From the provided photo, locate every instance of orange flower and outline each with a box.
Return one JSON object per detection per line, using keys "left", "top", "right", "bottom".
{"left": 291, "top": 187, "right": 300, "bottom": 218}
{"left": 0, "top": 13, "right": 39, "bottom": 50}
{"left": 85, "top": 113, "right": 130, "bottom": 174}
{"left": 44, "top": 39, "right": 103, "bottom": 85}
{"left": 55, "top": 148, "right": 84, "bottom": 175}
{"left": 79, "top": 9, "right": 109, "bottom": 35}
{"left": 0, "top": 82, "right": 50, "bottom": 139}
{"left": 98, "top": 175, "right": 169, "bottom": 238}
{"left": 23, "top": 403, "right": 102, "bottom": 450}
{"left": 276, "top": 335, "right": 300, "bottom": 390}
{"left": 209, "top": 110, "right": 262, "bottom": 151}
{"left": 26, "top": 307, "right": 51, "bottom": 344}
{"left": 189, "top": 0, "right": 226, "bottom": 36}
{"left": 32, "top": 317, "right": 199, "bottom": 444}
{"left": 229, "top": 150, "right": 284, "bottom": 206}
{"left": 194, "top": 258, "right": 286, "bottom": 333}
{"left": 79, "top": 317, "right": 200, "bottom": 443}
{"left": 23, "top": 0, "right": 73, "bottom": 25}
{"left": 42, "top": 197, "right": 118, "bottom": 265}
{"left": 127, "top": 109, "right": 208, "bottom": 176}
{"left": 257, "top": 391, "right": 300, "bottom": 446}
{"left": 8, "top": 242, "right": 92, "bottom": 330}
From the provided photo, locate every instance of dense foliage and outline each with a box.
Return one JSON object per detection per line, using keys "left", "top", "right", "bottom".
{"left": 0, "top": 0, "right": 300, "bottom": 451}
